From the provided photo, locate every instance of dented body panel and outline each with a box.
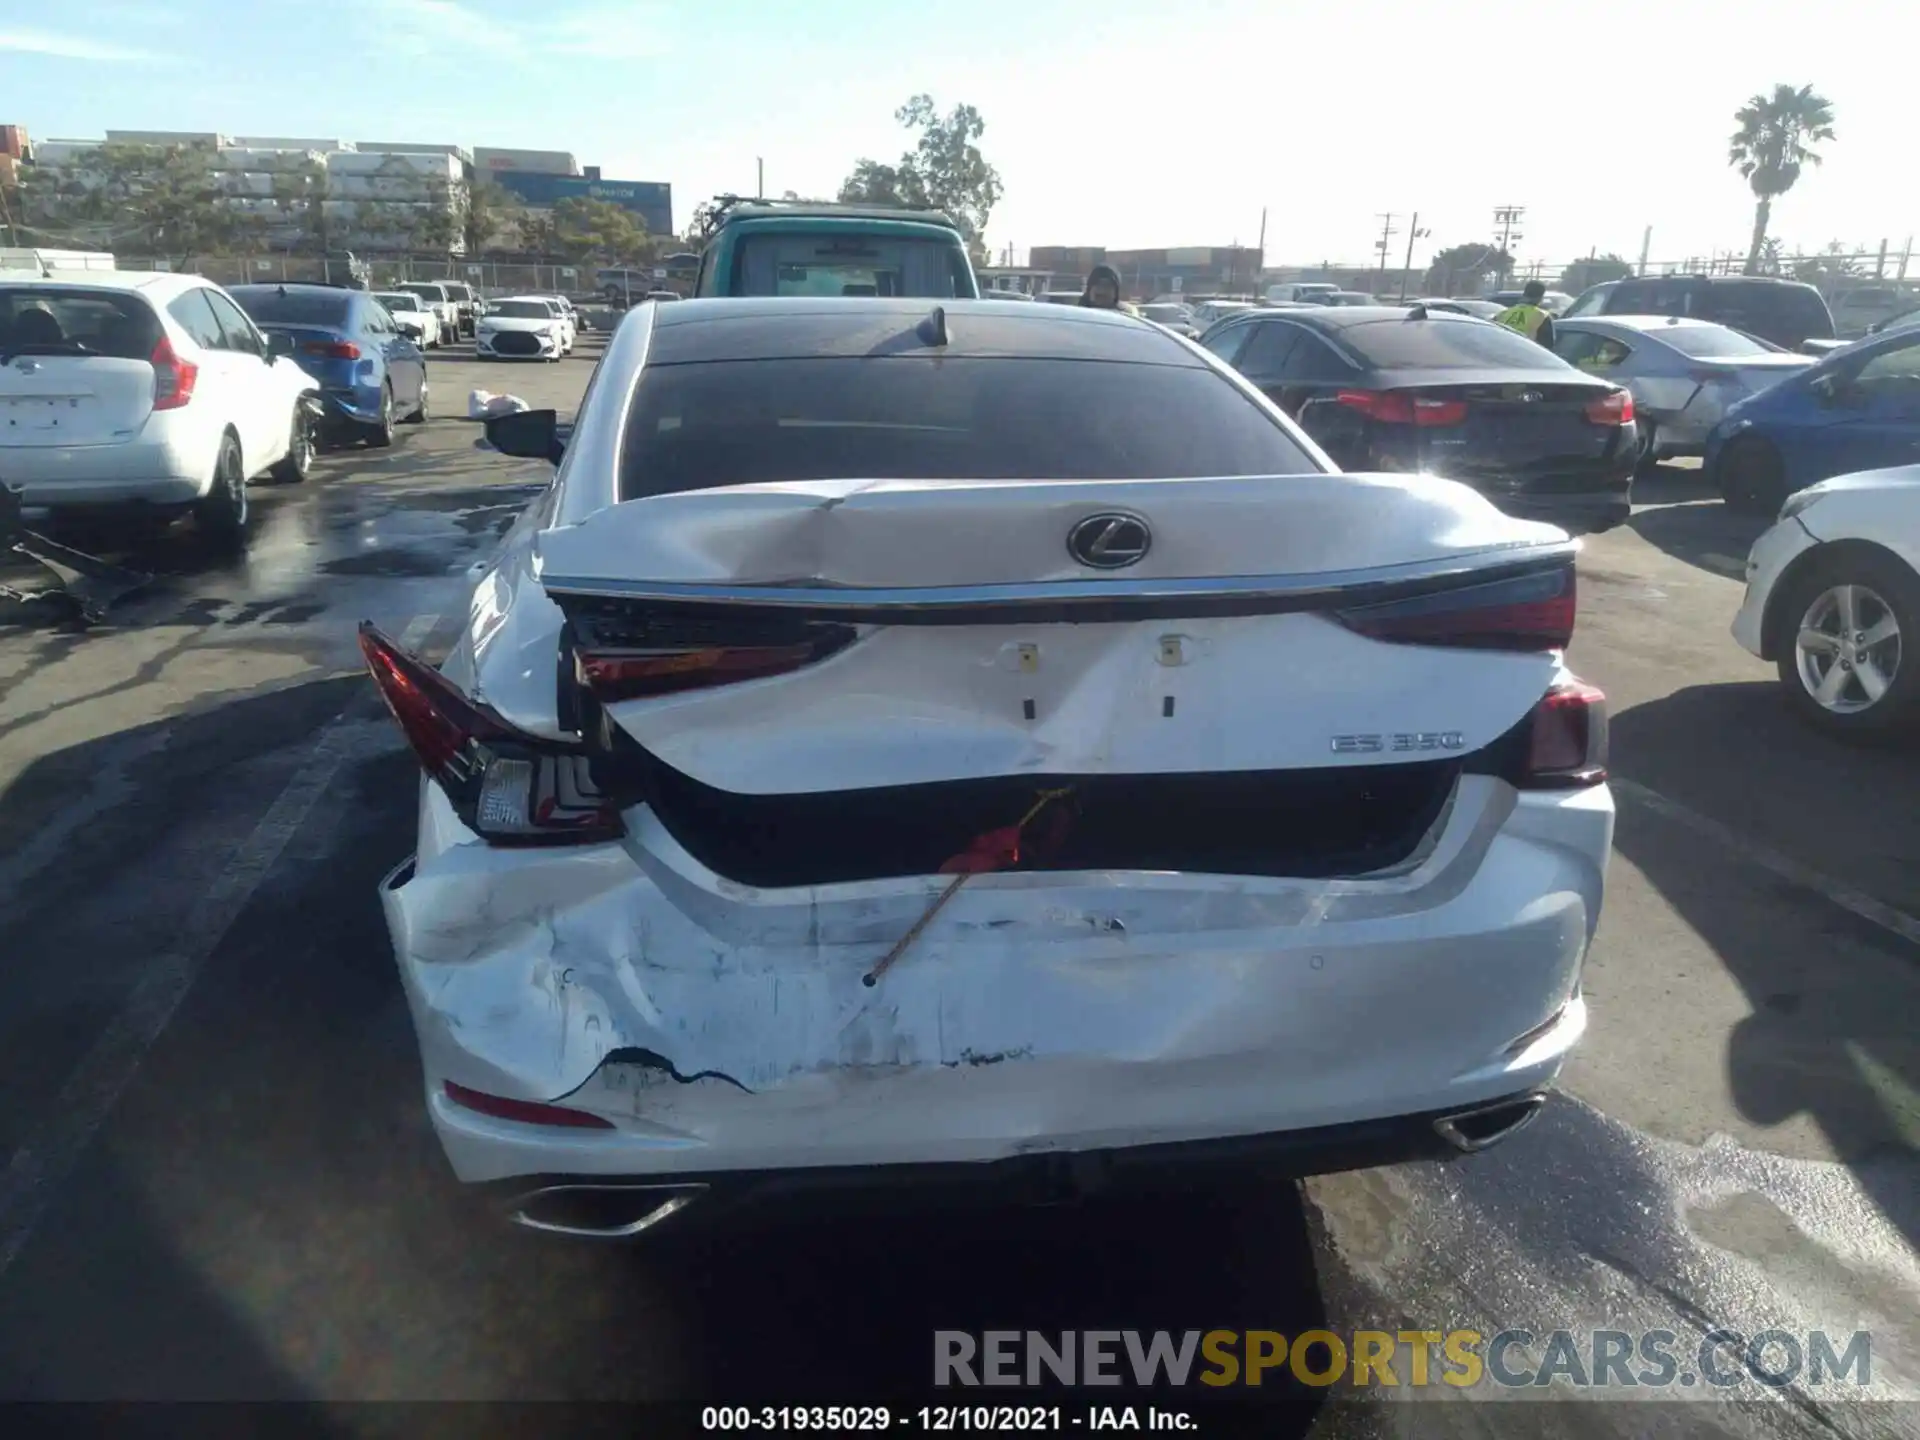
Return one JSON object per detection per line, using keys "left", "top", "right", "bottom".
{"left": 382, "top": 771, "right": 1610, "bottom": 1183}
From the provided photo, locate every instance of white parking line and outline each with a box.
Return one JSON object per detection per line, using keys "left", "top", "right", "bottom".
{"left": 0, "top": 612, "right": 440, "bottom": 1280}
{"left": 1612, "top": 777, "right": 1920, "bottom": 950}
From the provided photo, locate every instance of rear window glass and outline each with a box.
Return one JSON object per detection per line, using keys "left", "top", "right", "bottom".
{"left": 617, "top": 357, "right": 1320, "bottom": 501}
{"left": 230, "top": 288, "right": 350, "bottom": 327}
{"left": 490, "top": 300, "right": 552, "bottom": 319}
{"left": 1656, "top": 324, "right": 1773, "bottom": 358}
{"left": 1338, "top": 317, "right": 1570, "bottom": 369}
{"left": 732, "top": 234, "right": 969, "bottom": 298}
{"left": 1702, "top": 283, "right": 1832, "bottom": 338}
{"left": 0, "top": 287, "right": 160, "bottom": 359}
{"left": 375, "top": 293, "right": 423, "bottom": 310}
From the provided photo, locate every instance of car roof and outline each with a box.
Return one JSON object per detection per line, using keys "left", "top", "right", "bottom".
{"left": 231, "top": 282, "right": 360, "bottom": 297}
{"left": 1232, "top": 304, "right": 1484, "bottom": 329}
{"left": 2, "top": 269, "right": 204, "bottom": 295}
{"left": 642, "top": 297, "right": 1201, "bottom": 366}
{"left": 717, "top": 199, "right": 961, "bottom": 229}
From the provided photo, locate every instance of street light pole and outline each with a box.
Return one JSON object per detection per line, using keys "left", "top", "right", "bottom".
{"left": 756, "top": 158, "right": 764, "bottom": 200}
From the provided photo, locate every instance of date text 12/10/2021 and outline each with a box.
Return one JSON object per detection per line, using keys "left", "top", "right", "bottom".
{"left": 702, "top": 1406, "right": 1198, "bottom": 1431}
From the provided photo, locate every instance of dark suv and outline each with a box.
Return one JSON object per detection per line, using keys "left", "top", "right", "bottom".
{"left": 1562, "top": 276, "right": 1834, "bottom": 352}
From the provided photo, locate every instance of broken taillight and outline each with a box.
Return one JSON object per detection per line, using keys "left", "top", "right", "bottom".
{"left": 565, "top": 607, "right": 859, "bottom": 703}
{"left": 1508, "top": 680, "right": 1609, "bottom": 789}
{"left": 358, "top": 621, "right": 625, "bottom": 846}
{"left": 1333, "top": 564, "right": 1575, "bottom": 652}
{"left": 443, "top": 1081, "right": 614, "bottom": 1130}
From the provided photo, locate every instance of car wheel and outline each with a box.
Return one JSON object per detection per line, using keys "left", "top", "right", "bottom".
{"left": 1633, "top": 421, "right": 1661, "bottom": 477}
{"left": 404, "top": 378, "right": 429, "bottom": 424}
{"left": 1721, "top": 435, "right": 1788, "bottom": 515}
{"left": 364, "top": 383, "right": 395, "bottom": 448}
{"left": 269, "top": 407, "right": 314, "bottom": 483}
{"left": 1774, "top": 550, "right": 1919, "bottom": 740}
{"left": 193, "top": 431, "right": 250, "bottom": 549}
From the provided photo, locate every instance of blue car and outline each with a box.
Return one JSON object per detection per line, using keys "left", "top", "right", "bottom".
{"left": 228, "top": 284, "right": 428, "bottom": 447}
{"left": 1705, "top": 325, "right": 1920, "bottom": 513}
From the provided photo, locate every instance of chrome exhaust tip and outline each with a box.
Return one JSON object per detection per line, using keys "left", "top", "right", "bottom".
{"left": 1433, "top": 1093, "right": 1548, "bottom": 1154}
{"left": 506, "top": 1182, "right": 709, "bottom": 1239}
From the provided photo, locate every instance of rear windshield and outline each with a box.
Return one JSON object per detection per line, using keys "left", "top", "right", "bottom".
{"left": 231, "top": 289, "right": 351, "bottom": 327}
{"left": 1142, "top": 304, "right": 1191, "bottom": 323}
{"left": 375, "top": 293, "right": 422, "bottom": 310}
{"left": 617, "top": 357, "right": 1320, "bottom": 501}
{"left": 490, "top": 300, "right": 552, "bottom": 319}
{"left": 0, "top": 287, "right": 161, "bottom": 359}
{"left": 441, "top": 284, "right": 472, "bottom": 301}
{"left": 731, "top": 234, "right": 971, "bottom": 298}
{"left": 1656, "top": 324, "right": 1773, "bottom": 359}
{"left": 1339, "top": 317, "right": 1570, "bottom": 369}
{"left": 398, "top": 283, "right": 445, "bottom": 298}
{"left": 1703, "top": 282, "right": 1832, "bottom": 339}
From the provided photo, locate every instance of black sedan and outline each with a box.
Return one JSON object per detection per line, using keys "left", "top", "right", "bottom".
{"left": 1196, "top": 304, "right": 1638, "bottom": 532}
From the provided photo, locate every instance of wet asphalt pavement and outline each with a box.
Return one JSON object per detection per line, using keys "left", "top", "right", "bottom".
{"left": 0, "top": 332, "right": 1914, "bottom": 1435}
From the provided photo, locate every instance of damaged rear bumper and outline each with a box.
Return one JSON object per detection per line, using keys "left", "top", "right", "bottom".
{"left": 379, "top": 772, "right": 1610, "bottom": 1189}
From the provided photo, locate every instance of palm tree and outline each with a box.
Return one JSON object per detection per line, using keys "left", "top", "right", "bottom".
{"left": 1729, "top": 84, "right": 1836, "bottom": 275}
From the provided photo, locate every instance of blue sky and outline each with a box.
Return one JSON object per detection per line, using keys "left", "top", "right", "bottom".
{"left": 2, "top": 0, "right": 1912, "bottom": 272}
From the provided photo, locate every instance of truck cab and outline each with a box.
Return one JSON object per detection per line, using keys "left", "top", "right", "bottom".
{"left": 693, "top": 198, "right": 980, "bottom": 299}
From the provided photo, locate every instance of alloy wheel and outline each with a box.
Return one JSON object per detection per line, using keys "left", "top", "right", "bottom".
{"left": 1793, "top": 583, "right": 1902, "bottom": 714}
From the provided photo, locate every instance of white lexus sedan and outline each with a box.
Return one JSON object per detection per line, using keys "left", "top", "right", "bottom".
{"left": 1732, "top": 465, "right": 1919, "bottom": 737}
{"left": 366, "top": 298, "right": 1613, "bottom": 1236}
{"left": 2, "top": 270, "right": 320, "bottom": 548}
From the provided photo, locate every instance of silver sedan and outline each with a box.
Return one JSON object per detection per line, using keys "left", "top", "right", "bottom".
{"left": 1550, "top": 315, "right": 1815, "bottom": 471}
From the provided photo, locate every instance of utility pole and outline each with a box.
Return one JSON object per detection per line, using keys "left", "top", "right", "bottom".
{"left": 1374, "top": 212, "right": 1398, "bottom": 289}
{"left": 1493, "top": 205, "right": 1525, "bottom": 284}
{"left": 1399, "top": 213, "right": 1429, "bottom": 300}
{"left": 756, "top": 158, "right": 764, "bottom": 199}
{"left": 1256, "top": 206, "right": 1267, "bottom": 284}
{"left": 1899, "top": 236, "right": 1912, "bottom": 281}
{"left": 1638, "top": 226, "right": 1652, "bottom": 277}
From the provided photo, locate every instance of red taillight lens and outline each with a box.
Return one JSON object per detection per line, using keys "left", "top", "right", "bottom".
{"left": 1583, "top": 389, "right": 1633, "bottom": 425}
{"left": 357, "top": 621, "right": 624, "bottom": 846}
{"left": 1336, "top": 390, "right": 1467, "bottom": 427}
{"left": 1334, "top": 564, "right": 1576, "bottom": 652}
{"left": 568, "top": 610, "right": 859, "bottom": 703}
{"left": 150, "top": 336, "right": 198, "bottom": 410}
{"left": 1513, "top": 680, "right": 1609, "bottom": 788}
{"left": 301, "top": 340, "right": 361, "bottom": 360}
{"left": 443, "top": 1081, "right": 614, "bottom": 1130}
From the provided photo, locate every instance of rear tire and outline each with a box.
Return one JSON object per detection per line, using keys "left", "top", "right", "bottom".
{"left": 1773, "top": 549, "right": 1920, "bottom": 740}
{"left": 1633, "top": 421, "right": 1661, "bottom": 477}
{"left": 364, "top": 384, "right": 395, "bottom": 448}
{"left": 1721, "top": 435, "right": 1789, "bottom": 515}
{"left": 404, "top": 379, "right": 429, "bottom": 424}
{"left": 193, "top": 432, "right": 250, "bottom": 550}
{"left": 269, "top": 407, "right": 314, "bottom": 484}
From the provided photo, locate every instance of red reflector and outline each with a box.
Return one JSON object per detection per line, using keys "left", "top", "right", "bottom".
{"left": 1584, "top": 389, "right": 1633, "bottom": 425}
{"left": 301, "top": 340, "right": 362, "bottom": 360}
{"left": 1518, "top": 680, "right": 1609, "bottom": 788}
{"left": 150, "top": 336, "right": 198, "bottom": 411}
{"left": 444, "top": 1081, "right": 614, "bottom": 1130}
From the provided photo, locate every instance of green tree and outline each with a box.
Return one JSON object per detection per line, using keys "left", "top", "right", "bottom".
{"left": 1729, "top": 83, "right": 1836, "bottom": 276}
{"left": 839, "top": 95, "right": 1003, "bottom": 261}
{"left": 1558, "top": 253, "right": 1634, "bottom": 294}
{"left": 1424, "top": 242, "right": 1512, "bottom": 294}
{"left": 261, "top": 152, "right": 331, "bottom": 253}
{"left": 462, "top": 178, "right": 524, "bottom": 255}
{"left": 18, "top": 142, "right": 252, "bottom": 259}
{"left": 547, "top": 197, "right": 651, "bottom": 264}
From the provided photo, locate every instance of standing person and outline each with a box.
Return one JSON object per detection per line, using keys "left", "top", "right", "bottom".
{"left": 1493, "top": 280, "right": 1557, "bottom": 348}
{"left": 1080, "top": 265, "right": 1123, "bottom": 310}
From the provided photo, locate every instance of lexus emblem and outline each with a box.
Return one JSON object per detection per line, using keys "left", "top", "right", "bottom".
{"left": 1067, "top": 512, "right": 1152, "bottom": 569}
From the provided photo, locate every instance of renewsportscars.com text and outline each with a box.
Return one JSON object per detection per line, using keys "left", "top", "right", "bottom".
{"left": 934, "top": 1329, "right": 1873, "bottom": 1391}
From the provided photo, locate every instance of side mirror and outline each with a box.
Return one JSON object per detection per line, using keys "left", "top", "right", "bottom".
{"left": 266, "top": 332, "right": 295, "bottom": 359}
{"left": 485, "top": 408, "right": 566, "bottom": 465}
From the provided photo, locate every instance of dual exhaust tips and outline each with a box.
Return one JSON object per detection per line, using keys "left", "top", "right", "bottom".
{"left": 503, "top": 1095, "right": 1548, "bottom": 1238}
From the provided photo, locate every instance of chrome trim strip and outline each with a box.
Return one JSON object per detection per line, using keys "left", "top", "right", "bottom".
{"left": 540, "top": 539, "right": 1578, "bottom": 611}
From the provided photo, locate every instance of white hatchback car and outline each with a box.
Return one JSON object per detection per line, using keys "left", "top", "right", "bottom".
{"left": 2, "top": 271, "right": 320, "bottom": 546}
{"left": 474, "top": 296, "right": 567, "bottom": 362}
{"left": 1732, "top": 465, "right": 1920, "bottom": 737}
{"left": 367, "top": 298, "right": 1613, "bottom": 1236}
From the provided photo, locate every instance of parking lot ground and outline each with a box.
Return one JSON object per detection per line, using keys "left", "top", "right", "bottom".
{"left": 0, "top": 353, "right": 1914, "bottom": 1429}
